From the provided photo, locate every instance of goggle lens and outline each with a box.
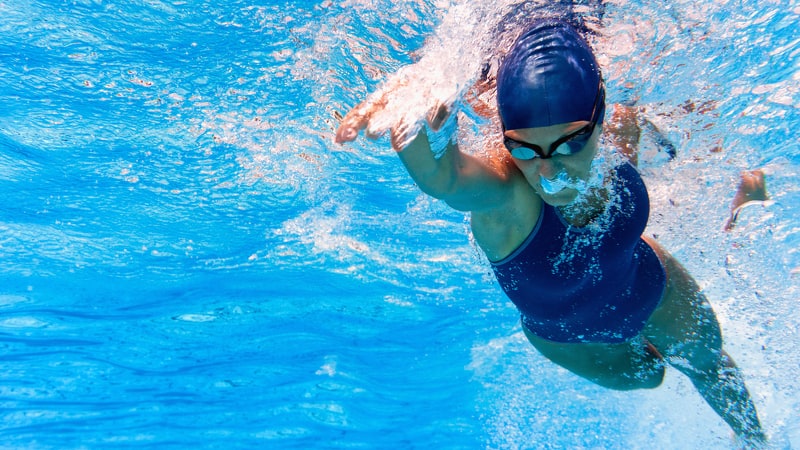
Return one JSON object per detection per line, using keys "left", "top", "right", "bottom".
{"left": 504, "top": 124, "right": 594, "bottom": 160}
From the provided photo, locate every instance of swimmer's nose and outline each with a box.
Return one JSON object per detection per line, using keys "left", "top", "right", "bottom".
{"left": 537, "top": 159, "right": 559, "bottom": 180}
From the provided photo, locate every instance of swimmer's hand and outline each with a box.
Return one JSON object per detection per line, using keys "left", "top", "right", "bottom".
{"left": 335, "top": 97, "right": 389, "bottom": 144}
{"left": 335, "top": 76, "right": 408, "bottom": 146}
{"left": 335, "top": 86, "right": 452, "bottom": 153}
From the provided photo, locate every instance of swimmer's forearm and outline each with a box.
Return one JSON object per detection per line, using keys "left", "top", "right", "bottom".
{"left": 396, "top": 128, "right": 459, "bottom": 200}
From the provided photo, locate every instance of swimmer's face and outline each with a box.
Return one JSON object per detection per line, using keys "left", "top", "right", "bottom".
{"left": 504, "top": 122, "right": 601, "bottom": 205}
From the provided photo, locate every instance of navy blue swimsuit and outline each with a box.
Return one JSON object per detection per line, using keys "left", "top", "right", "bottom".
{"left": 491, "top": 163, "right": 666, "bottom": 343}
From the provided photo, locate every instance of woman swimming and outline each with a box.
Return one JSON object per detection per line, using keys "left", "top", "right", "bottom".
{"left": 335, "top": 11, "right": 766, "bottom": 447}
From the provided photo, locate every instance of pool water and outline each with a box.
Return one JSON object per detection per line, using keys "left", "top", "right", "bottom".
{"left": 1, "top": 0, "right": 798, "bottom": 448}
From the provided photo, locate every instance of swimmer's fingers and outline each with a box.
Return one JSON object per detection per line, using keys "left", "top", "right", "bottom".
{"left": 335, "top": 102, "right": 372, "bottom": 143}
{"left": 335, "top": 75, "right": 411, "bottom": 144}
{"left": 426, "top": 103, "right": 451, "bottom": 131}
{"left": 389, "top": 119, "right": 420, "bottom": 152}
{"left": 335, "top": 92, "right": 396, "bottom": 143}
{"left": 464, "top": 79, "right": 497, "bottom": 119}
{"left": 364, "top": 120, "right": 390, "bottom": 140}
{"left": 392, "top": 96, "right": 451, "bottom": 147}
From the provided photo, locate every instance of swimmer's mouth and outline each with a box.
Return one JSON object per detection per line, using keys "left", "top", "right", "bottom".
{"left": 539, "top": 156, "right": 605, "bottom": 197}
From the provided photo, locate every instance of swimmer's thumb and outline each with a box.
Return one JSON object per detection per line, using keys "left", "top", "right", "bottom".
{"left": 335, "top": 126, "right": 358, "bottom": 143}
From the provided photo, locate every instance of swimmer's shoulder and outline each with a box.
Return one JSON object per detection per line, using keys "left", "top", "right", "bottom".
{"left": 470, "top": 167, "right": 542, "bottom": 262}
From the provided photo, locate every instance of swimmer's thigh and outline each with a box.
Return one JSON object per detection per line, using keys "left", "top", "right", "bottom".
{"left": 641, "top": 239, "right": 724, "bottom": 374}
{"left": 522, "top": 325, "right": 664, "bottom": 391}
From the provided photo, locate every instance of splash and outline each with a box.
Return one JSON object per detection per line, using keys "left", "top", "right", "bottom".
{"left": 540, "top": 151, "right": 610, "bottom": 196}
{"left": 358, "top": 0, "right": 543, "bottom": 148}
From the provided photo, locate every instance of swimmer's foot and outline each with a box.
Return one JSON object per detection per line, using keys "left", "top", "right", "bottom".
{"left": 640, "top": 118, "right": 677, "bottom": 160}
{"left": 725, "top": 170, "right": 768, "bottom": 231}
{"left": 653, "top": 132, "right": 677, "bottom": 159}
{"left": 733, "top": 429, "right": 768, "bottom": 450}
{"left": 644, "top": 341, "right": 664, "bottom": 360}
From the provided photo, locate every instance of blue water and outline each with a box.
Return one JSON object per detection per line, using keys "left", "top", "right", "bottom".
{"left": 1, "top": 1, "right": 798, "bottom": 448}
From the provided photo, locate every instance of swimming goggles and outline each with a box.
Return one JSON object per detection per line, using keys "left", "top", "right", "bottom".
{"left": 503, "top": 82, "right": 605, "bottom": 160}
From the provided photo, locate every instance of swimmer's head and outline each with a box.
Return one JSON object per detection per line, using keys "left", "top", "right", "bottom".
{"left": 497, "top": 19, "right": 605, "bottom": 130}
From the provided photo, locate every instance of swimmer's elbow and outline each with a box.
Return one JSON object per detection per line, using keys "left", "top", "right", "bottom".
{"left": 398, "top": 152, "right": 458, "bottom": 199}
{"left": 413, "top": 169, "right": 460, "bottom": 202}
{"left": 418, "top": 173, "right": 485, "bottom": 213}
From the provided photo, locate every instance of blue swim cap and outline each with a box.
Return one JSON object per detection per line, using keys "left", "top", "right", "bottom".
{"left": 497, "top": 19, "right": 604, "bottom": 130}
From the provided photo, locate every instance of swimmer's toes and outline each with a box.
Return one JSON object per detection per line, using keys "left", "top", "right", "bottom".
{"left": 663, "top": 141, "right": 677, "bottom": 159}
{"left": 654, "top": 134, "right": 677, "bottom": 159}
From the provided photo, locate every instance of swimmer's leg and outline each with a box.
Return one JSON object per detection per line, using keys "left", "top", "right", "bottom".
{"left": 522, "top": 325, "right": 665, "bottom": 391}
{"left": 642, "top": 239, "right": 766, "bottom": 445}
{"left": 605, "top": 104, "right": 642, "bottom": 166}
{"left": 605, "top": 104, "right": 677, "bottom": 165}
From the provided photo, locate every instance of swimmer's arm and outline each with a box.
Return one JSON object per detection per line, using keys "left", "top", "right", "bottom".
{"left": 335, "top": 101, "right": 513, "bottom": 213}
{"left": 396, "top": 128, "right": 512, "bottom": 213}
